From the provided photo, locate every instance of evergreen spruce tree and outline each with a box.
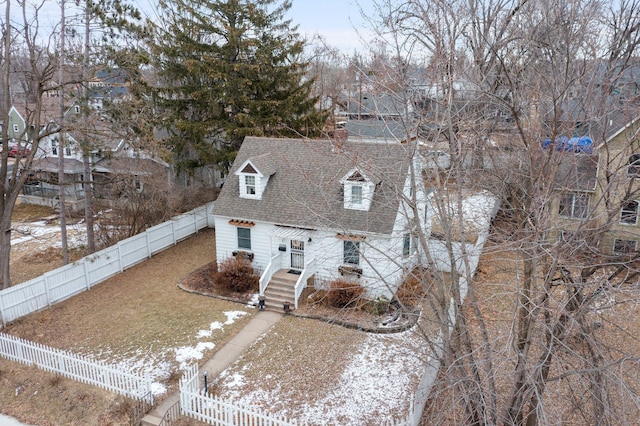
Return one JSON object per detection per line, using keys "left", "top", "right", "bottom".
{"left": 151, "top": 0, "right": 327, "bottom": 173}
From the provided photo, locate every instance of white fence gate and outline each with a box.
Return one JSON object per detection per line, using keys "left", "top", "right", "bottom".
{"left": 0, "top": 202, "right": 215, "bottom": 326}
{"left": 0, "top": 332, "right": 153, "bottom": 403}
{"left": 180, "top": 365, "right": 304, "bottom": 426}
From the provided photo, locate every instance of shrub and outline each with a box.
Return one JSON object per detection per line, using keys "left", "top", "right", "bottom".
{"left": 215, "top": 256, "right": 259, "bottom": 293}
{"left": 396, "top": 266, "right": 431, "bottom": 308}
{"left": 364, "top": 295, "right": 390, "bottom": 315}
{"left": 327, "top": 279, "right": 364, "bottom": 309}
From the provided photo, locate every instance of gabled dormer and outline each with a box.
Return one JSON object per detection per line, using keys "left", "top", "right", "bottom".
{"left": 341, "top": 168, "right": 376, "bottom": 211}
{"left": 235, "top": 153, "right": 275, "bottom": 200}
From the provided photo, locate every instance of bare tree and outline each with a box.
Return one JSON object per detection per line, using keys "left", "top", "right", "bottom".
{"left": 0, "top": 1, "right": 58, "bottom": 289}
{"left": 327, "top": 0, "right": 640, "bottom": 424}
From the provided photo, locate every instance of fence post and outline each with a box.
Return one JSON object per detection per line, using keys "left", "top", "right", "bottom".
{"left": 0, "top": 294, "right": 6, "bottom": 326}
{"left": 145, "top": 371, "right": 153, "bottom": 405}
{"left": 207, "top": 202, "right": 215, "bottom": 228}
{"left": 43, "top": 275, "right": 52, "bottom": 308}
{"left": 117, "top": 243, "right": 123, "bottom": 273}
{"left": 83, "top": 261, "right": 91, "bottom": 290}
{"left": 145, "top": 229, "right": 152, "bottom": 259}
{"left": 171, "top": 220, "right": 177, "bottom": 246}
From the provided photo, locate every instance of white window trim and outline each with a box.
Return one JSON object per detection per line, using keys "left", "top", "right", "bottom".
{"left": 559, "top": 193, "right": 589, "bottom": 220}
{"left": 613, "top": 238, "right": 637, "bottom": 255}
{"left": 244, "top": 175, "right": 256, "bottom": 196}
{"left": 620, "top": 200, "right": 639, "bottom": 226}
{"left": 343, "top": 240, "right": 360, "bottom": 266}
{"left": 237, "top": 227, "right": 252, "bottom": 250}
{"left": 351, "top": 185, "right": 363, "bottom": 205}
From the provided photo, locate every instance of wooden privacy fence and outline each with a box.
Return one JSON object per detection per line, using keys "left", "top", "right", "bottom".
{"left": 0, "top": 202, "right": 215, "bottom": 326}
{"left": 0, "top": 332, "right": 153, "bottom": 404}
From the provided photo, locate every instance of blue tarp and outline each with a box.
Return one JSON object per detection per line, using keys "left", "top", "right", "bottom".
{"left": 542, "top": 136, "right": 593, "bottom": 153}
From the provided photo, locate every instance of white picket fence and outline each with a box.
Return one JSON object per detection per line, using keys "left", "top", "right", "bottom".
{"left": 0, "top": 202, "right": 215, "bottom": 326}
{"left": 180, "top": 365, "right": 305, "bottom": 426}
{"left": 0, "top": 332, "right": 153, "bottom": 403}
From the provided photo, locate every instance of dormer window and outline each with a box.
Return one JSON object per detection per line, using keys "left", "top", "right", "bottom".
{"left": 245, "top": 175, "right": 256, "bottom": 195}
{"left": 341, "top": 168, "right": 375, "bottom": 211}
{"left": 235, "top": 154, "right": 275, "bottom": 200}
{"left": 351, "top": 185, "right": 363, "bottom": 204}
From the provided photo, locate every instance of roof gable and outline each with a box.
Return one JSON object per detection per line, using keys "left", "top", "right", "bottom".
{"left": 234, "top": 153, "right": 276, "bottom": 178}
{"left": 241, "top": 163, "right": 257, "bottom": 174}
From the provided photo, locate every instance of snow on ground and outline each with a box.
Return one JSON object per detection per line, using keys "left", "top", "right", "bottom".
{"left": 82, "top": 310, "right": 249, "bottom": 397}
{"left": 7, "top": 218, "right": 426, "bottom": 419}
{"left": 11, "top": 220, "right": 87, "bottom": 249}
{"left": 220, "top": 329, "right": 424, "bottom": 425}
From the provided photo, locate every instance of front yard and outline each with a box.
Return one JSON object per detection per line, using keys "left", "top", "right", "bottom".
{"left": 1, "top": 226, "right": 429, "bottom": 425}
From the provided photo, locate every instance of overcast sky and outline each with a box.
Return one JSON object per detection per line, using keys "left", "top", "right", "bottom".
{"left": 287, "top": 0, "right": 375, "bottom": 52}
{"left": 19, "top": 0, "right": 376, "bottom": 53}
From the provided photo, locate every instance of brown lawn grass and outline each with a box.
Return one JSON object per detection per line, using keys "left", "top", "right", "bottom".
{"left": 1, "top": 228, "right": 256, "bottom": 425}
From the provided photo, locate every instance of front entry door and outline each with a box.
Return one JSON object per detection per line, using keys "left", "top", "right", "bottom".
{"left": 290, "top": 240, "right": 305, "bottom": 271}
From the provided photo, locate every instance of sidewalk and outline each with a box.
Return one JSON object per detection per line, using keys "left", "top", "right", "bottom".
{"left": 141, "top": 310, "right": 282, "bottom": 426}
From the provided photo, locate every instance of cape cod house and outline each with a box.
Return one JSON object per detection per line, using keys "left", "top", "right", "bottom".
{"left": 212, "top": 136, "right": 430, "bottom": 310}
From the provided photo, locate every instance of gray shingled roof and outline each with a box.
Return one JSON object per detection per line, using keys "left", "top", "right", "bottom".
{"left": 33, "top": 158, "right": 85, "bottom": 174}
{"left": 213, "top": 136, "right": 415, "bottom": 235}
{"left": 244, "top": 152, "right": 276, "bottom": 176}
{"left": 554, "top": 153, "right": 599, "bottom": 192}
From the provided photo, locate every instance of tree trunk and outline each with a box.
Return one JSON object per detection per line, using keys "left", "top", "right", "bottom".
{"left": 58, "top": 0, "right": 69, "bottom": 264}
{"left": 82, "top": 3, "right": 95, "bottom": 254}
{"left": 0, "top": 0, "right": 12, "bottom": 289}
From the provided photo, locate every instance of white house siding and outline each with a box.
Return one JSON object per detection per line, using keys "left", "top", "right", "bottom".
{"left": 213, "top": 217, "right": 272, "bottom": 268}
{"left": 424, "top": 194, "right": 500, "bottom": 275}
{"left": 426, "top": 239, "right": 475, "bottom": 274}
{"left": 214, "top": 218, "right": 413, "bottom": 300}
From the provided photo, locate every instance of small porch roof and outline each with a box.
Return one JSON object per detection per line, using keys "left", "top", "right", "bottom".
{"left": 269, "top": 226, "right": 314, "bottom": 240}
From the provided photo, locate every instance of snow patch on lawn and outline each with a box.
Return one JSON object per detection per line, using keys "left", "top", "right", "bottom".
{"left": 175, "top": 342, "right": 215, "bottom": 369}
{"left": 221, "top": 330, "right": 424, "bottom": 425}
{"left": 84, "top": 310, "right": 250, "bottom": 397}
{"left": 196, "top": 311, "right": 248, "bottom": 338}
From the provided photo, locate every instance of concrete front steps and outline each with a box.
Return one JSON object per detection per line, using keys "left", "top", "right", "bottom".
{"left": 263, "top": 270, "right": 299, "bottom": 312}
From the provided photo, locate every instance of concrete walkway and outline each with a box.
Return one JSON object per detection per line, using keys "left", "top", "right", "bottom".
{"left": 141, "top": 310, "right": 283, "bottom": 426}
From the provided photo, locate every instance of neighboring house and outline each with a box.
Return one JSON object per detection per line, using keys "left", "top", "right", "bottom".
{"left": 1, "top": 106, "right": 31, "bottom": 148}
{"left": 212, "top": 136, "right": 430, "bottom": 310}
{"left": 548, "top": 110, "right": 640, "bottom": 255}
{"left": 21, "top": 102, "right": 170, "bottom": 210}
{"left": 87, "top": 68, "right": 130, "bottom": 109}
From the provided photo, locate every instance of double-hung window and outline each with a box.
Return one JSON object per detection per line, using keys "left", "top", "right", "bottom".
{"left": 343, "top": 240, "right": 360, "bottom": 265}
{"left": 620, "top": 200, "right": 639, "bottom": 225}
{"left": 245, "top": 175, "right": 256, "bottom": 195}
{"left": 614, "top": 238, "right": 637, "bottom": 255}
{"left": 403, "top": 233, "right": 418, "bottom": 257}
{"left": 237, "top": 227, "right": 251, "bottom": 250}
{"left": 351, "top": 185, "right": 363, "bottom": 205}
{"left": 559, "top": 193, "right": 589, "bottom": 220}
{"left": 628, "top": 154, "right": 640, "bottom": 178}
